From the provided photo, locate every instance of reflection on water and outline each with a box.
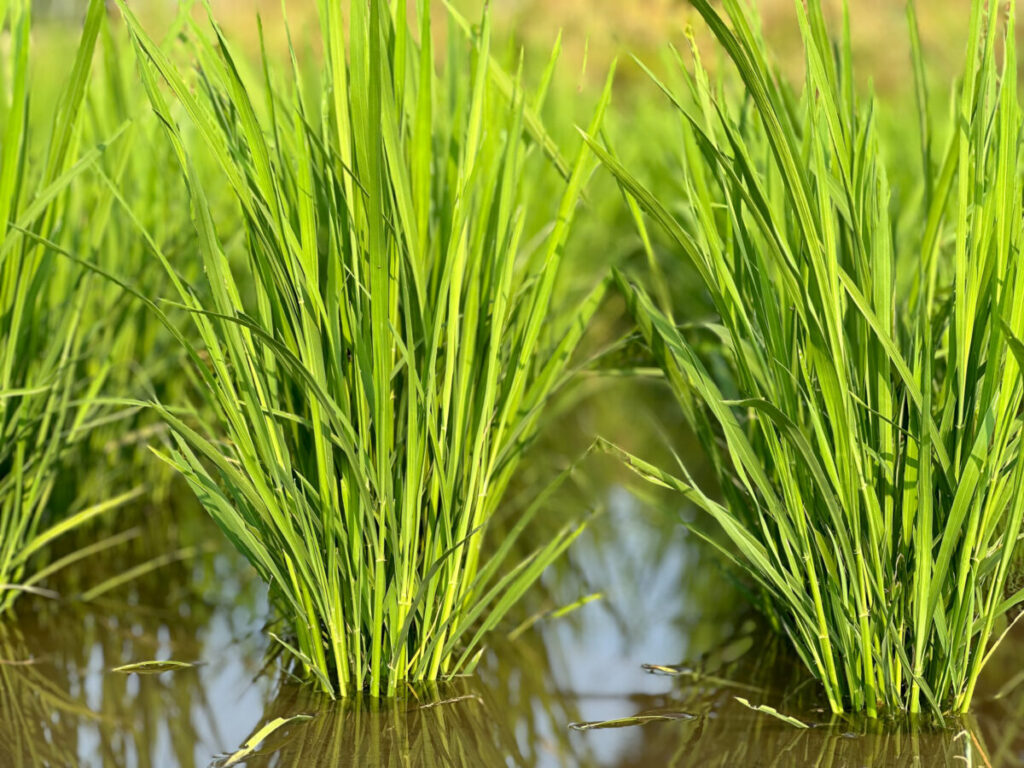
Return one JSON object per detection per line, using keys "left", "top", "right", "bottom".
{"left": 0, "top": 484, "right": 721, "bottom": 768}
{"left": 1, "top": 381, "right": 1023, "bottom": 766}
{"left": 1, "top": 549, "right": 271, "bottom": 768}
{"left": 4, "top": 494, "right": 1023, "bottom": 767}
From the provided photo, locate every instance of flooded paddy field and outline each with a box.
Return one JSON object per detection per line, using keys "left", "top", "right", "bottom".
{"left": 7, "top": 498, "right": 1024, "bottom": 767}
{"left": 7, "top": 2, "right": 1024, "bottom": 766}
{"left": 6, "top": 375, "right": 1024, "bottom": 767}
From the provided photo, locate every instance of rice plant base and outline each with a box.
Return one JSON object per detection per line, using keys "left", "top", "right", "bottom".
{"left": 113, "top": 0, "right": 610, "bottom": 697}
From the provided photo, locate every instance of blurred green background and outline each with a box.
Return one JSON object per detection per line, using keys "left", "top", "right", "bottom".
{"left": 29, "top": 1, "right": 995, "bottom": 93}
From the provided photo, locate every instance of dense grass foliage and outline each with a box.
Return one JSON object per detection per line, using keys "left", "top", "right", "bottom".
{"left": 592, "top": 0, "right": 1024, "bottom": 715}
{"left": 112, "top": 0, "right": 610, "bottom": 696}
{"left": 0, "top": 0, "right": 144, "bottom": 611}
{"left": 10, "top": 0, "right": 1022, "bottom": 720}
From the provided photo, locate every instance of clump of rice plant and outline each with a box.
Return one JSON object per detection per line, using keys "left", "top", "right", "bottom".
{"left": 0, "top": 0, "right": 142, "bottom": 611}
{"left": 590, "top": 0, "right": 1024, "bottom": 715}
{"left": 113, "top": 0, "right": 610, "bottom": 697}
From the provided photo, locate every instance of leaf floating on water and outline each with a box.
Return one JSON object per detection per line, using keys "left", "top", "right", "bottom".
{"left": 416, "top": 694, "right": 483, "bottom": 710}
{"left": 112, "top": 660, "right": 202, "bottom": 675}
{"left": 222, "top": 715, "right": 314, "bottom": 766}
{"left": 642, "top": 663, "right": 691, "bottom": 676}
{"left": 0, "top": 656, "right": 41, "bottom": 666}
{"left": 641, "top": 663, "right": 764, "bottom": 692}
{"left": 734, "top": 697, "right": 809, "bottom": 729}
{"left": 569, "top": 711, "right": 697, "bottom": 731}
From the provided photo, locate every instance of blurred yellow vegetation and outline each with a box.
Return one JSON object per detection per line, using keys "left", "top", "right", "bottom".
{"left": 485, "top": 0, "right": 995, "bottom": 92}
{"left": 184, "top": 1, "right": 994, "bottom": 94}
{"left": 28, "top": 1, "right": 999, "bottom": 95}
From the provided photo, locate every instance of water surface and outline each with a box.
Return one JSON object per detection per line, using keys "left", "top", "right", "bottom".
{"left": 4, "top": 382, "right": 1024, "bottom": 767}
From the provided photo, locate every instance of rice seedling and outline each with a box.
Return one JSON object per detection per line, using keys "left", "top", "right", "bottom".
{"left": 0, "top": 0, "right": 144, "bottom": 612}
{"left": 110, "top": 0, "right": 611, "bottom": 697}
{"left": 589, "top": 0, "right": 1024, "bottom": 716}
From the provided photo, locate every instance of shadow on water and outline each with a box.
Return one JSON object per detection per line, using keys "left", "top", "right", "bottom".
{"left": 1, "top": 379, "right": 1023, "bottom": 766}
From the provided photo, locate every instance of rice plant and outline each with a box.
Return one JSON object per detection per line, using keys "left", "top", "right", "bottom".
{"left": 0, "top": 0, "right": 144, "bottom": 611}
{"left": 589, "top": 0, "right": 1024, "bottom": 715}
{"left": 111, "top": 0, "right": 611, "bottom": 697}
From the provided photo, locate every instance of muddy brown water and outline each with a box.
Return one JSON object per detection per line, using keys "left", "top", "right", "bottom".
{"left": 2, "top": 484, "right": 1024, "bottom": 767}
